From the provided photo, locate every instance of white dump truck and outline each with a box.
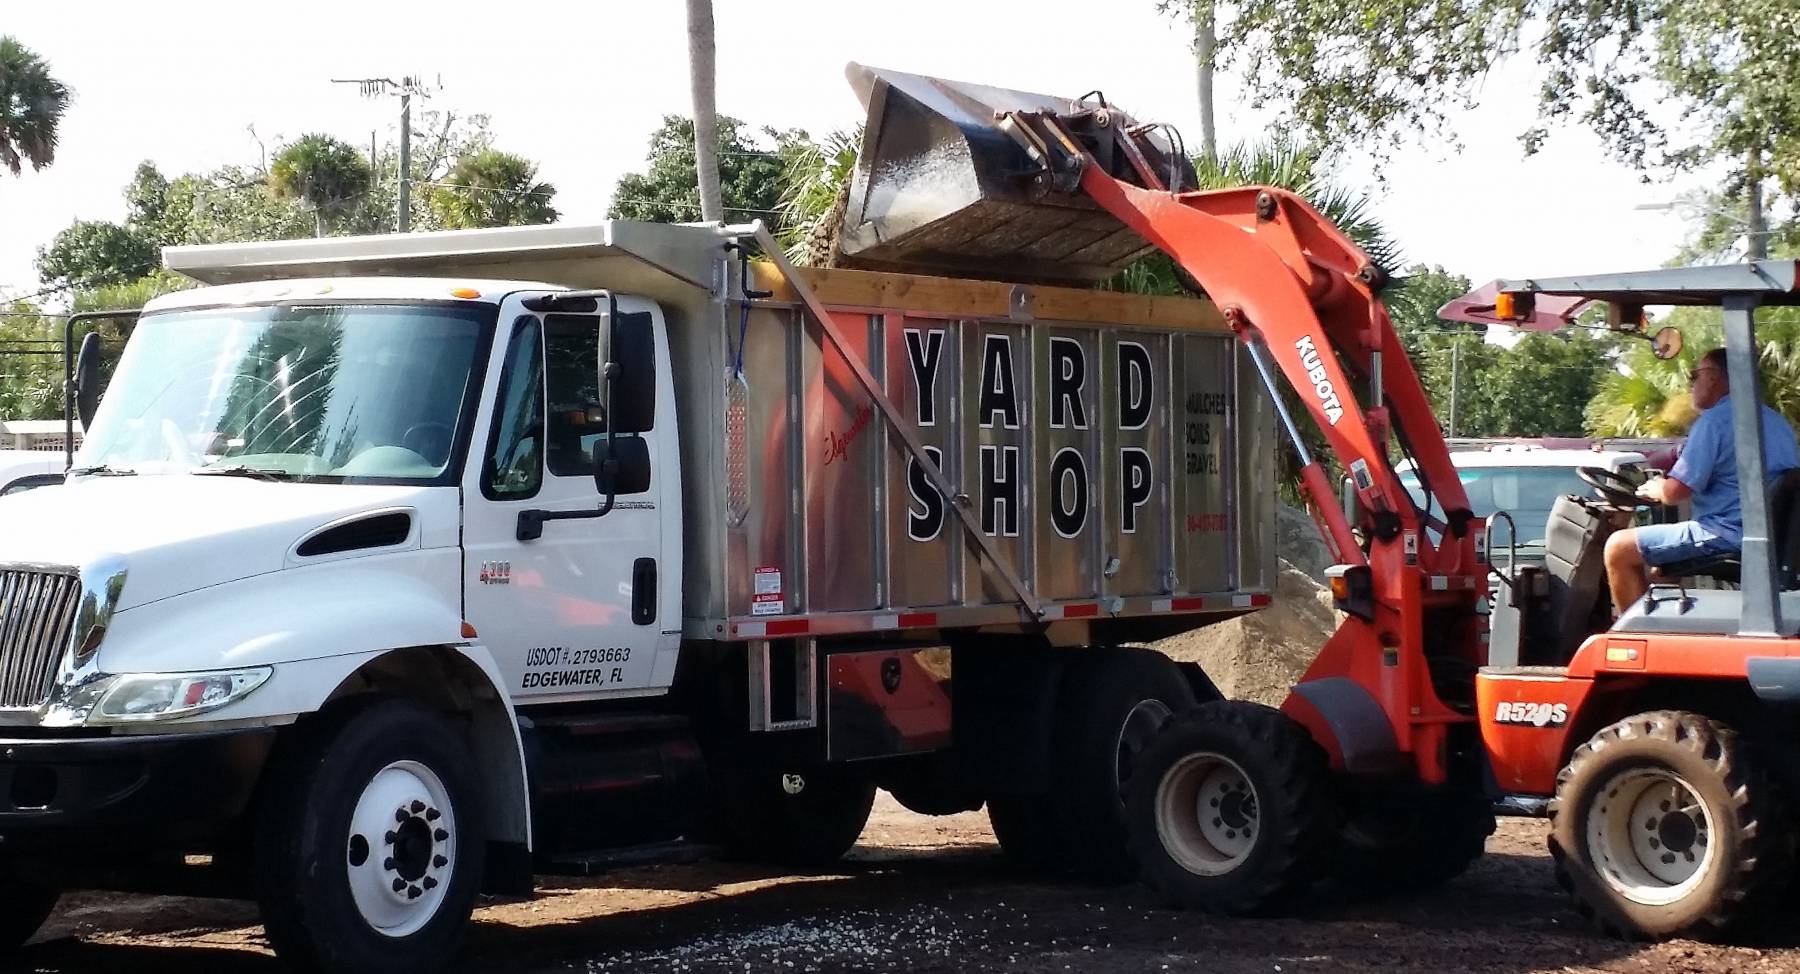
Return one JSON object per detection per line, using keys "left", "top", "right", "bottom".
{"left": 0, "top": 209, "right": 1275, "bottom": 969}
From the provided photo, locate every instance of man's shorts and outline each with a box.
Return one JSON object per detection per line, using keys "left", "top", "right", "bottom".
{"left": 1635, "top": 520, "right": 1737, "bottom": 567}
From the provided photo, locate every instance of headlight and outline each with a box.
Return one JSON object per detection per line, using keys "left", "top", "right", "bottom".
{"left": 89, "top": 668, "right": 272, "bottom": 723}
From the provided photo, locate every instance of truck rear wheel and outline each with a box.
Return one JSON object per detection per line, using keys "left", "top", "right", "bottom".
{"left": 714, "top": 766, "right": 875, "bottom": 867}
{"left": 986, "top": 794, "right": 1061, "bottom": 871}
{"left": 254, "top": 699, "right": 483, "bottom": 974}
{"left": 1049, "top": 648, "right": 1197, "bottom": 881}
{"left": 1549, "top": 710, "right": 1793, "bottom": 940}
{"left": 1126, "top": 700, "right": 1333, "bottom": 914}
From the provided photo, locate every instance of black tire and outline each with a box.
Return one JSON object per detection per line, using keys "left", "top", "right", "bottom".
{"left": 986, "top": 794, "right": 1062, "bottom": 872}
{"left": 1335, "top": 787, "right": 1495, "bottom": 892}
{"left": 254, "top": 699, "right": 484, "bottom": 974}
{"left": 1548, "top": 710, "right": 1794, "bottom": 940}
{"left": 1049, "top": 648, "right": 1198, "bottom": 881}
{"left": 0, "top": 870, "right": 58, "bottom": 954}
{"left": 714, "top": 766, "right": 875, "bottom": 867}
{"left": 1126, "top": 700, "right": 1335, "bottom": 914}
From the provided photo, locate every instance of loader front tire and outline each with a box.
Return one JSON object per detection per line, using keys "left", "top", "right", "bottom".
{"left": 1126, "top": 700, "right": 1334, "bottom": 914}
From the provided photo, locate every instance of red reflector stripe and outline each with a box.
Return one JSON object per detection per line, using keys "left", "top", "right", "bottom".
{"left": 1062, "top": 603, "right": 1099, "bottom": 618}
{"left": 1250, "top": 594, "right": 1272, "bottom": 607}
{"left": 1170, "top": 597, "right": 1208, "bottom": 611}
{"left": 898, "top": 612, "right": 937, "bottom": 628}
{"left": 762, "top": 619, "right": 810, "bottom": 636}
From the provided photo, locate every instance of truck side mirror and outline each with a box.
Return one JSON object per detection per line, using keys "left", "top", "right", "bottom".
{"left": 597, "top": 435, "right": 652, "bottom": 495}
{"left": 607, "top": 312, "right": 656, "bottom": 434}
{"left": 74, "top": 331, "right": 103, "bottom": 430}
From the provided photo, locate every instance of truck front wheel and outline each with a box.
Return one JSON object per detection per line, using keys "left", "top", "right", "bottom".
{"left": 0, "top": 869, "right": 58, "bottom": 954}
{"left": 1550, "top": 710, "right": 1792, "bottom": 939}
{"left": 254, "top": 700, "right": 484, "bottom": 974}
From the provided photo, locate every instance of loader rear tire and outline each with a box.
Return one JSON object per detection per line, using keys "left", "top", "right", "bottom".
{"left": 1126, "top": 700, "right": 1334, "bottom": 914}
{"left": 1549, "top": 710, "right": 1793, "bottom": 940}
{"left": 1049, "top": 648, "right": 1197, "bottom": 881}
{"left": 1335, "top": 787, "right": 1495, "bottom": 892}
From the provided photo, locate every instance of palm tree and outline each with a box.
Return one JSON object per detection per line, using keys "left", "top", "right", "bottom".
{"left": 268, "top": 135, "right": 373, "bottom": 236}
{"left": 427, "top": 150, "right": 559, "bottom": 229}
{"left": 1102, "top": 137, "right": 1403, "bottom": 296}
{"left": 0, "top": 37, "right": 71, "bottom": 176}
{"left": 686, "top": 0, "right": 723, "bottom": 223}
{"left": 776, "top": 127, "right": 861, "bottom": 265}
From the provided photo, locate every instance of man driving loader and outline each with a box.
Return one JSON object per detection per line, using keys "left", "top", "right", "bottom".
{"left": 1603, "top": 347, "right": 1800, "bottom": 609}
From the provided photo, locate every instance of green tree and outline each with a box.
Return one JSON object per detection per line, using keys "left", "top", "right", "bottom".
{"left": 269, "top": 134, "right": 374, "bottom": 236}
{"left": 426, "top": 149, "right": 558, "bottom": 229}
{"left": 0, "top": 37, "right": 69, "bottom": 176}
{"left": 35, "top": 220, "right": 159, "bottom": 292}
{"left": 1161, "top": 0, "right": 1800, "bottom": 230}
{"left": 609, "top": 115, "right": 799, "bottom": 226}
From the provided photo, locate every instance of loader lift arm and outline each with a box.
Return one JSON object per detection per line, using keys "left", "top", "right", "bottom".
{"left": 999, "top": 107, "right": 1489, "bottom": 783}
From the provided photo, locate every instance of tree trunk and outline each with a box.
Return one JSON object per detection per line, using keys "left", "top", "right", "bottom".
{"left": 686, "top": 0, "right": 724, "bottom": 223}
{"left": 1195, "top": 3, "right": 1217, "bottom": 159}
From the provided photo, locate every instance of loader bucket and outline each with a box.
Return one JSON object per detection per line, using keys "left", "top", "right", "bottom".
{"left": 836, "top": 63, "right": 1194, "bottom": 286}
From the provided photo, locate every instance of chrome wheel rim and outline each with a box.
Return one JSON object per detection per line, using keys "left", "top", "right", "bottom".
{"left": 345, "top": 760, "right": 456, "bottom": 937}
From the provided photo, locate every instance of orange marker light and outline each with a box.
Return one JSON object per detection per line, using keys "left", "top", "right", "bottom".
{"left": 461, "top": 621, "right": 479, "bottom": 639}
{"left": 449, "top": 287, "right": 482, "bottom": 299}
{"left": 1494, "top": 292, "right": 1517, "bottom": 320}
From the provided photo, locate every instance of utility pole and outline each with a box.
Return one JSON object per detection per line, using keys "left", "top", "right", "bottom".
{"left": 332, "top": 75, "right": 439, "bottom": 233}
{"left": 1747, "top": 147, "right": 1769, "bottom": 261}
{"left": 1448, "top": 338, "right": 1461, "bottom": 437}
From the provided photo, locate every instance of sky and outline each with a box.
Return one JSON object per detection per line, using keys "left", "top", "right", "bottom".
{"left": 0, "top": 0, "right": 1713, "bottom": 305}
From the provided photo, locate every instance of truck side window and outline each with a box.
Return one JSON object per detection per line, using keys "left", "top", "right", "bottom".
{"left": 483, "top": 317, "right": 545, "bottom": 499}
{"left": 544, "top": 315, "right": 605, "bottom": 478}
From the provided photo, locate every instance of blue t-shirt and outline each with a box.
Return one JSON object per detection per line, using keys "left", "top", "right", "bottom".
{"left": 1669, "top": 394, "right": 1800, "bottom": 543}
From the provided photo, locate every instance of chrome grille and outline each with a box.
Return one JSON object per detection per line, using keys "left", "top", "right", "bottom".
{"left": 0, "top": 568, "right": 81, "bottom": 709}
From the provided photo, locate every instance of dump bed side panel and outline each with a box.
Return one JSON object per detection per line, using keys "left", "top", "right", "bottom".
{"left": 681, "top": 264, "right": 1275, "bottom": 639}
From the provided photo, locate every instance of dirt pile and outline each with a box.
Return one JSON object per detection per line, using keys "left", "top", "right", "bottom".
{"left": 1158, "top": 504, "right": 1341, "bottom": 704}
{"left": 1158, "top": 559, "right": 1338, "bottom": 707}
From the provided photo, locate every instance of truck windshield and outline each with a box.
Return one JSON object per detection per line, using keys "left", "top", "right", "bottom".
{"left": 1398, "top": 466, "right": 1595, "bottom": 548}
{"left": 76, "top": 303, "right": 491, "bottom": 484}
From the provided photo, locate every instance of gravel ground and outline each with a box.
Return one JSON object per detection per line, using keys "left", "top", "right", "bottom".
{"left": 19, "top": 794, "right": 1800, "bottom": 973}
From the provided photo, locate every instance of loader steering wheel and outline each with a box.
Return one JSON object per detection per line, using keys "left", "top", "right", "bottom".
{"left": 1577, "top": 466, "right": 1645, "bottom": 512}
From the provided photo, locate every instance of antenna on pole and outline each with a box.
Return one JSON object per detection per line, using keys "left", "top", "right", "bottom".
{"left": 331, "top": 74, "right": 441, "bottom": 232}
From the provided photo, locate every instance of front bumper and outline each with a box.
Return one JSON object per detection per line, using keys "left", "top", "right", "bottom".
{"left": 0, "top": 727, "right": 274, "bottom": 846}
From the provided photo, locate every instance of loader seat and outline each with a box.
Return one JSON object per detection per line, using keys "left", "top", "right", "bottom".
{"left": 1653, "top": 469, "right": 1800, "bottom": 589}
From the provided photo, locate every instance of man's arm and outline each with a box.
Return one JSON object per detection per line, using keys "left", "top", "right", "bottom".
{"left": 1639, "top": 475, "right": 1694, "bottom": 505}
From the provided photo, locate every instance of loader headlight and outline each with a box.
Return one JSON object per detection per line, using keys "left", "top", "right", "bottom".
{"left": 88, "top": 668, "right": 272, "bottom": 723}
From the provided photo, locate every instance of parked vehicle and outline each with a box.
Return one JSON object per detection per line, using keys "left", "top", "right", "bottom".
{"left": 0, "top": 449, "right": 65, "bottom": 496}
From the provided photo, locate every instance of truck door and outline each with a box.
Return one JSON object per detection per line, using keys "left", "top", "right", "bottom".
{"left": 462, "top": 292, "right": 665, "bottom": 701}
